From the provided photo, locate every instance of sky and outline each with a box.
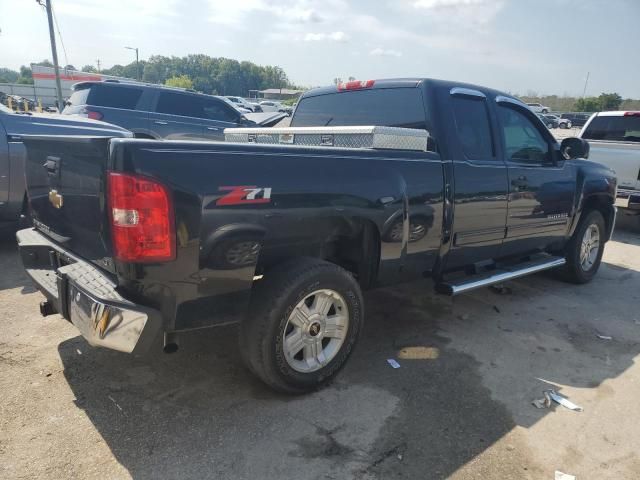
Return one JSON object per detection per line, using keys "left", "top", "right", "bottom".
{"left": 1, "top": 0, "right": 639, "bottom": 97}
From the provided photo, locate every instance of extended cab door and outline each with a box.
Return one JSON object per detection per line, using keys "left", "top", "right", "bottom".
{"left": 150, "top": 91, "right": 207, "bottom": 140}
{"left": 445, "top": 88, "right": 509, "bottom": 270}
{"left": 0, "top": 119, "right": 8, "bottom": 205}
{"left": 495, "top": 98, "right": 575, "bottom": 256}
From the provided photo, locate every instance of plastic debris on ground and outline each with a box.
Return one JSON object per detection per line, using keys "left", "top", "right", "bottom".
{"left": 532, "top": 389, "right": 583, "bottom": 412}
{"left": 596, "top": 334, "right": 613, "bottom": 340}
{"left": 387, "top": 359, "right": 401, "bottom": 369}
{"left": 555, "top": 471, "right": 576, "bottom": 480}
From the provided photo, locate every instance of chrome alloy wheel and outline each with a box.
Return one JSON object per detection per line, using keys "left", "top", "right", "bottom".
{"left": 282, "top": 289, "right": 349, "bottom": 373}
{"left": 579, "top": 224, "right": 600, "bottom": 271}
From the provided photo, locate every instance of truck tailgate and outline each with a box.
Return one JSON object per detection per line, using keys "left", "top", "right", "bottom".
{"left": 23, "top": 136, "right": 114, "bottom": 272}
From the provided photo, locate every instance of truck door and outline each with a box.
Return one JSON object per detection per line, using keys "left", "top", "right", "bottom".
{"left": 445, "top": 88, "right": 509, "bottom": 270}
{"left": 495, "top": 98, "right": 575, "bottom": 256}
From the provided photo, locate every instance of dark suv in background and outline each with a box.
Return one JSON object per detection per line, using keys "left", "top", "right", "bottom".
{"left": 561, "top": 113, "right": 591, "bottom": 128}
{"left": 62, "top": 81, "right": 284, "bottom": 140}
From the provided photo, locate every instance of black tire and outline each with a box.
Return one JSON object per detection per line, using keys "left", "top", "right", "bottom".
{"left": 239, "top": 258, "right": 364, "bottom": 394}
{"left": 559, "top": 210, "right": 606, "bottom": 284}
{"left": 542, "top": 109, "right": 549, "bottom": 114}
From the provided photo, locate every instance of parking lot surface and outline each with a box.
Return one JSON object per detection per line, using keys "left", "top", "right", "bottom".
{"left": 1, "top": 219, "right": 640, "bottom": 480}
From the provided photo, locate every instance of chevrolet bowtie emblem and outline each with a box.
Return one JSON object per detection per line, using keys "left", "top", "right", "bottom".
{"left": 49, "top": 189, "right": 63, "bottom": 209}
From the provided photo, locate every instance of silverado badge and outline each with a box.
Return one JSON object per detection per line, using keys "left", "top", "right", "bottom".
{"left": 49, "top": 189, "right": 64, "bottom": 209}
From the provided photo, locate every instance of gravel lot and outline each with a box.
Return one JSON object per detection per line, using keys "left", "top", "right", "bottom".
{"left": 2, "top": 218, "right": 640, "bottom": 480}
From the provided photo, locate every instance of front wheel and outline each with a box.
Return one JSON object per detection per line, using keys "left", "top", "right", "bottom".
{"left": 240, "top": 258, "right": 364, "bottom": 394}
{"left": 559, "top": 210, "right": 606, "bottom": 284}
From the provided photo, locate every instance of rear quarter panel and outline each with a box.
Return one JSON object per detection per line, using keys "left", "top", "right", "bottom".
{"left": 586, "top": 141, "right": 640, "bottom": 191}
{"left": 109, "top": 140, "right": 444, "bottom": 331}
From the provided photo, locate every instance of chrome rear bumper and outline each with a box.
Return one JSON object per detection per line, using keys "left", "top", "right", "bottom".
{"left": 16, "top": 228, "right": 160, "bottom": 353}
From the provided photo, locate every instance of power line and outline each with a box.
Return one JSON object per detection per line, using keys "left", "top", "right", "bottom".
{"left": 50, "top": 2, "right": 69, "bottom": 68}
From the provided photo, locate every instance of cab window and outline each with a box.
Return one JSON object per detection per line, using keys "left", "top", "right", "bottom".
{"left": 498, "top": 105, "right": 550, "bottom": 164}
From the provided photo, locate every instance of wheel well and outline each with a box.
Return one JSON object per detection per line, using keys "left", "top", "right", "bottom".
{"left": 323, "top": 219, "right": 380, "bottom": 289}
{"left": 582, "top": 195, "right": 614, "bottom": 237}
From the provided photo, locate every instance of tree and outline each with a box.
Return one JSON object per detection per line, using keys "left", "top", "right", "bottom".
{"left": 0, "top": 68, "right": 19, "bottom": 83}
{"left": 598, "top": 92, "right": 622, "bottom": 111}
{"left": 165, "top": 75, "right": 193, "bottom": 89}
{"left": 575, "top": 97, "right": 600, "bottom": 112}
{"left": 81, "top": 65, "right": 97, "bottom": 73}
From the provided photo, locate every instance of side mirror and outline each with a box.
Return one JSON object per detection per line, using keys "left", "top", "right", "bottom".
{"left": 560, "top": 137, "right": 589, "bottom": 160}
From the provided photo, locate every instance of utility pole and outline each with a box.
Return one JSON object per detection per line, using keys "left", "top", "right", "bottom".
{"left": 44, "top": 0, "right": 64, "bottom": 110}
{"left": 96, "top": 59, "right": 101, "bottom": 73}
{"left": 582, "top": 71, "right": 590, "bottom": 99}
{"left": 125, "top": 46, "right": 140, "bottom": 81}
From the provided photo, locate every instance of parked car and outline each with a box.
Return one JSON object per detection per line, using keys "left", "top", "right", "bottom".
{"left": 224, "top": 96, "right": 257, "bottom": 112}
{"left": 18, "top": 78, "right": 616, "bottom": 393}
{"left": 0, "top": 102, "right": 130, "bottom": 230}
{"left": 579, "top": 111, "right": 640, "bottom": 213}
{"left": 247, "top": 102, "right": 263, "bottom": 113}
{"left": 219, "top": 96, "right": 252, "bottom": 114}
{"left": 258, "top": 100, "right": 285, "bottom": 112}
{"left": 62, "top": 81, "right": 286, "bottom": 141}
{"left": 538, "top": 113, "right": 559, "bottom": 129}
{"left": 561, "top": 112, "right": 590, "bottom": 128}
{"left": 527, "top": 102, "right": 550, "bottom": 114}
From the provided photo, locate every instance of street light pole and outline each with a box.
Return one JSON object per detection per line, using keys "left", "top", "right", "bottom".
{"left": 44, "top": 0, "right": 64, "bottom": 110}
{"left": 125, "top": 47, "right": 140, "bottom": 81}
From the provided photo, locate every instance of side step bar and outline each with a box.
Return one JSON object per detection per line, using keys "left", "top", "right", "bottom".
{"left": 435, "top": 256, "right": 566, "bottom": 296}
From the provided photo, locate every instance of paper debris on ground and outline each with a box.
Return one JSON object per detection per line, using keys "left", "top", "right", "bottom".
{"left": 596, "top": 334, "right": 613, "bottom": 340}
{"left": 532, "top": 389, "right": 583, "bottom": 412}
{"left": 387, "top": 359, "right": 401, "bottom": 369}
{"left": 555, "top": 470, "right": 576, "bottom": 480}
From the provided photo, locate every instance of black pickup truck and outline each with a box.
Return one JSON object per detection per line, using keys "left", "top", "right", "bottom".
{"left": 17, "top": 78, "right": 617, "bottom": 393}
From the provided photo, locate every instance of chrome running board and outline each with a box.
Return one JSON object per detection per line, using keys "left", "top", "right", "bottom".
{"left": 436, "top": 256, "right": 566, "bottom": 296}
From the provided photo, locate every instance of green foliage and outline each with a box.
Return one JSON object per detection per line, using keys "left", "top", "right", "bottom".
{"left": 81, "top": 65, "right": 97, "bottom": 73}
{"left": 165, "top": 75, "right": 193, "bottom": 89}
{"left": 100, "top": 54, "right": 293, "bottom": 96}
{"left": 575, "top": 97, "right": 600, "bottom": 112}
{"left": 0, "top": 68, "right": 19, "bottom": 83}
{"left": 598, "top": 92, "right": 623, "bottom": 110}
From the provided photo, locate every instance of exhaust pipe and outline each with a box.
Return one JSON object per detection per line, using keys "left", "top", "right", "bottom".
{"left": 163, "top": 332, "right": 179, "bottom": 354}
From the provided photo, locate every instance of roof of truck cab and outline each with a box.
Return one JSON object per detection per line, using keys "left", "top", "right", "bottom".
{"left": 301, "top": 78, "right": 514, "bottom": 101}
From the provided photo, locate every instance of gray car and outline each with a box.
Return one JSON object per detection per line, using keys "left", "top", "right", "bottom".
{"left": 0, "top": 103, "right": 130, "bottom": 229}
{"left": 62, "top": 81, "right": 285, "bottom": 141}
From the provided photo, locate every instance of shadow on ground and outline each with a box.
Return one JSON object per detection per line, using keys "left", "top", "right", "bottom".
{"left": 0, "top": 230, "right": 35, "bottom": 293}
{"left": 54, "top": 223, "right": 640, "bottom": 479}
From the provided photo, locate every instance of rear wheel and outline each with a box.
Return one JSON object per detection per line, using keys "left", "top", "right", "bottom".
{"left": 559, "top": 210, "right": 605, "bottom": 283}
{"left": 240, "top": 258, "right": 364, "bottom": 394}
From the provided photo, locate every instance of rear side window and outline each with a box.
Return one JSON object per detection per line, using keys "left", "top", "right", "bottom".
{"left": 292, "top": 88, "right": 426, "bottom": 130}
{"left": 86, "top": 84, "right": 143, "bottom": 110}
{"left": 451, "top": 96, "right": 494, "bottom": 159}
{"left": 582, "top": 115, "right": 640, "bottom": 142}
{"left": 156, "top": 92, "right": 205, "bottom": 118}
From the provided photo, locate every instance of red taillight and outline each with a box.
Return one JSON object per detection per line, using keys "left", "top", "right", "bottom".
{"left": 86, "top": 109, "right": 103, "bottom": 120}
{"left": 624, "top": 111, "right": 640, "bottom": 117}
{"left": 337, "top": 79, "right": 375, "bottom": 91}
{"left": 107, "top": 172, "right": 175, "bottom": 262}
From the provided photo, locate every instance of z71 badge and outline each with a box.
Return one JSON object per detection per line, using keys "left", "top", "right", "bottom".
{"left": 216, "top": 186, "right": 272, "bottom": 206}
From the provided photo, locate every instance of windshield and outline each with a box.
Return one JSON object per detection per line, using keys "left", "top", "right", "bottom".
{"left": 583, "top": 115, "right": 640, "bottom": 142}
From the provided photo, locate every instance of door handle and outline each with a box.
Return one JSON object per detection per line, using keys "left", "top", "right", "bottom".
{"left": 154, "top": 120, "right": 168, "bottom": 125}
{"left": 206, "top": 126, "right": 220, "bottom": 131}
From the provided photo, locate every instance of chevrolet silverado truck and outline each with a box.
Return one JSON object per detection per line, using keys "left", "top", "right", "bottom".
{"left": 579, "top": 111, "right": 640, "bottom": 214}
{"left": 17, "top": 78, "right": 617, "bottom": 393}
{"left": 0, "top": 103, "right": 130, "bottom": 231}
